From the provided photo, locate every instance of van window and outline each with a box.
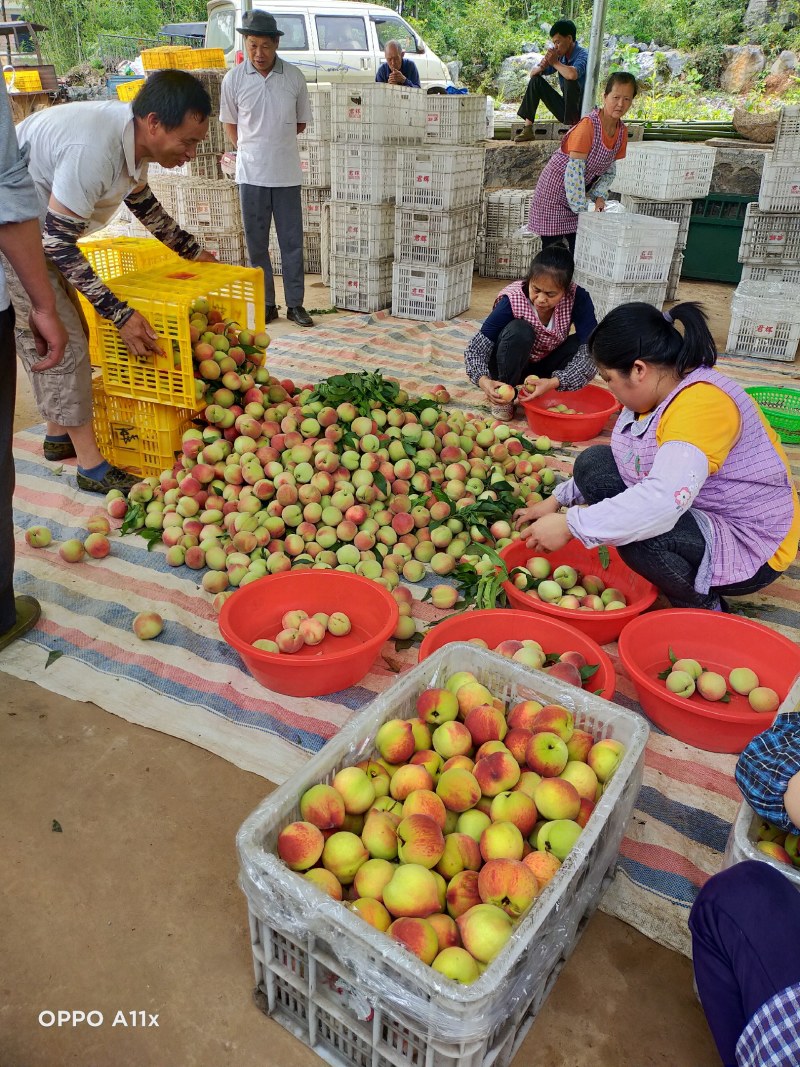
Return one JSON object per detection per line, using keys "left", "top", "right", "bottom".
{"left": 315, "top": 15, "right": 368, "bottom": 51}
{"left": 274, "top": 14, "right": 308, "bottom": 50}
{"left": 372, "top": 17, "right": 417, "bottom": 54}
{"left": 206, "top": 6, "right": 235, "bottom": 52}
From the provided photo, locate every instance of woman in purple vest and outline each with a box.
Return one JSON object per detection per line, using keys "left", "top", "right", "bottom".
{"left": 527, "top": 72, "right": 637, "bottom": 255}
{"left": 514, "top": 302, "right": 800, "bottom": 611}
{"left": 463, "top": 245, "right": 597, "bottom": 421}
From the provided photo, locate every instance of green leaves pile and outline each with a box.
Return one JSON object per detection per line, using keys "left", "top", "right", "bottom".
{"left": 308, "top": 370, "right": 441, "bottom": 419}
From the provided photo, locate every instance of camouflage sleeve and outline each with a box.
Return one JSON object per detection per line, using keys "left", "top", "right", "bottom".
{"left": 42, "top": 209, "right": 134, "bottom": 327}
{"left": 124, "top": 185, "right": 203, "bottom": 259}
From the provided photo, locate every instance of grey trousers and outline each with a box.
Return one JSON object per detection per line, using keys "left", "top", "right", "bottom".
{"left": 239, "top": 184, "right": 304, "bottom": 309}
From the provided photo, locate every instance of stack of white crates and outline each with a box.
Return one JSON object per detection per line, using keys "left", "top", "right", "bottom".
{"left": 329, "top": 84, "right": 426, "bottom": 312}
{"left": 478, "top": 188, "right": 541, "bottom": 279}
{"left": 391, "top": 98, "right": 486, "bottom": 320}
{"left": 619, "top": 195, "right": 692, "bottom": 301}
{"left": 731, "top": 105, "right": 800, "bottom": 362}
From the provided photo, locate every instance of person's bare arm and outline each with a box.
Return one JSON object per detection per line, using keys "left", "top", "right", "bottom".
{"left": 550, "top": 56, "right": 579, "bottom": 80}
{"left": 0, "top": 218, "right": 67, "bottom": 371}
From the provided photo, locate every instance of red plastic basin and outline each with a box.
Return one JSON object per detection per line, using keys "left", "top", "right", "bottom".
{"left": 500, "top": 541, "right": 657, "bottom": 645}
{"left": 218, "top": 570, "right": 399, "bottom": 698}
{"left": 520, "top": 384, "right": 621, "bottom": 442}
{"left": 618, "top": 609, "right": 800, "bottom": 753}
{"left": 417, "top": 608, "right": 616, "bottom": 700}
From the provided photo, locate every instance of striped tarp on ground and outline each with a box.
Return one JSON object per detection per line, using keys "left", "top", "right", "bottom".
{"left": 5, "top": 310, "right": 798, "bottom": 958}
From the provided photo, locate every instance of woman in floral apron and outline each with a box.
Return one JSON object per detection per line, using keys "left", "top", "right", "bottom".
{"left": 527, "top": 72, "right": 637, "bottom": 254}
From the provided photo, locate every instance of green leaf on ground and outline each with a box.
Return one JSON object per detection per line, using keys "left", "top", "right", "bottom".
{"left": 45, "top": 650, "right": 63, "bottom": 669}
{"left": 51, "top": 819, "right": 62, "bottom": 832}
{"left": 395, "top": 631, "right": 423, "bottom": 651}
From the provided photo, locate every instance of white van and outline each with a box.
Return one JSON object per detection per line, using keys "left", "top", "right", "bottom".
{"left": 205, "top": 0, "right": 452, "bottom": 88}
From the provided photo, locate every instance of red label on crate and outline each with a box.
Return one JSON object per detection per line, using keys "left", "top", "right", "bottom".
{"left": 196, "top": 199, "right": 212, "bottom": 222}
{"left": 414, "top": 161, "right": 432, "bottom": 185}
{"left": 768, "top": 232, "right": 786, "bottom": 244}
{"left": 300, "top": 158, "right": 309, "bottom": 171}
{"left": 347, "top": 168, "right": 361, "bottom": 180}
{"left": 411, "top": 285, "right": 426, "bottom": 297}
{"left": 347, "top": 106, "right": 362, "bottom": 121}
{"left": 755, "top": 323, "right": 777, "bottom": 334}
{"left": 683, "top": 169, "right": 696, "bottom": 181}
{"left": 165, "top": 272, "right": 198, "bottom": 280}
{"left": 413, "top": 232, "right": 428, "bottom": 243}
{"left": 639, "top": 249, "right": 654, "bottom": 261}
{"left": 790, "top": 179, "right": 800, "bottom": 195}
{"left": 498, "top": 256, "right": 510, "bottom": 265}
{"left": 307, "top": 203, "right": 320, "bottom": 215}
{"left": 427, "top": 112, "right": 439, "bottom": 125}
{"left": 346, "top": 279, "right": 359, "bottom": 289}
{"left": 346, "top": 225, "right": 361, "bottom": 235}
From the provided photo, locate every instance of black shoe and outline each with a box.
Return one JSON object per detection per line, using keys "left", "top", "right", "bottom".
{"left": 0, "top": 595, "right": 41, "bottom": 651}
{"left": 43, "top": 438, "right": 77, "bottom": 462}
{"left": 76, "top": 465, "right": 139, "bottom": 495}
{"left": 287, "top": 306, "right": 313, "bottom": 328}
{"left": 265, "top": 305, "right": 280, "bottom": 324}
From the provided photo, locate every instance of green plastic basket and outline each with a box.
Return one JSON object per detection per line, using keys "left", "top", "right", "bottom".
{"left": 746, "top": 386, "right": 800, "bottom": 445}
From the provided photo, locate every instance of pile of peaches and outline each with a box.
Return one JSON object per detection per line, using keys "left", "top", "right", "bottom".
{"left": 662, "top": 656, "right": 781, "bottom": 713}
{"left": 276, "top": 670, "right": 626, "bottom": 983}
{"left": 510, "top": 558, "right": 628, "bottom": 613}
{"left": 250, "top": 607, "right": 352, "bottom": 655}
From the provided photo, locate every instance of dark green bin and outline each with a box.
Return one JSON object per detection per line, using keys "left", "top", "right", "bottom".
{"left": 682, "top": 194, "right": 757, "bottom": 284}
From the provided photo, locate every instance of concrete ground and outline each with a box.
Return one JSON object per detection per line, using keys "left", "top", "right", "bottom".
{"left": 1, "top": 272, "right": 732, "bottom": 1067}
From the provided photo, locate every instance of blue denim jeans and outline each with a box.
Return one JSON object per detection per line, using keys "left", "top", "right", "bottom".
{"left": 572, "top": 445, "right": 781, "bottom": 610}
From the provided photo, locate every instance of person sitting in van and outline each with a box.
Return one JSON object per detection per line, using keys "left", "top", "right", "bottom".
{"left": 376, "top": 41, "right": 421, "bottom": 88}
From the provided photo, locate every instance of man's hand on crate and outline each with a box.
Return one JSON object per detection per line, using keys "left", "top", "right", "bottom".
{"left": 193, "top": 251, "right": 218, "bottom": 263}
{"left": 118, "top": 311, "right": 162, "bottom": 357}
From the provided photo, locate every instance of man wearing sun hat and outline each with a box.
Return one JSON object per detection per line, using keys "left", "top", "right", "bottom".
{"left": 220, "top": 10, "right": 313, "bottom": 328}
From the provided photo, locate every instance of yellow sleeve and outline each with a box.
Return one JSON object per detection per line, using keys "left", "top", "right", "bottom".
{"left": 656, "top": 383, "right": 740, "bottom": 474}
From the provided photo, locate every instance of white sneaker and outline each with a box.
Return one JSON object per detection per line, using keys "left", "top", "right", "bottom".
{"left": 490, "top": 403, "right": 514, "bottom": 422}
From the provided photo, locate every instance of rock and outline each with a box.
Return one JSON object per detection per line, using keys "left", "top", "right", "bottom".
{"left": 771, "top": 50, "right": 798, "bottom": 76}
{"left": 660, "top": 49, "right": 686, "bottom": 76}
{"left": 764, "top": 71, "right": 798, "bottom": 95}
{"left": 483, "top": 142, "right": 560, "bottom": 190}
{"left": 720, "top": 45, "right": 766, "bottom": 93}
{"left": 745, "top": 0, "right": 797, "bottom": 27}
{"left": 447, "top": 60, "right": 461, "bottom": 83}
{"left": 494, "top": 53, "right": 544, "bottom": 99}
{"left": 710, "top": 147, "right": 767, "bottom": 197}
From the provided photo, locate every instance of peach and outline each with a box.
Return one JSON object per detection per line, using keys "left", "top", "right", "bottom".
{"left": 304, "top": 868, "right": 344, "bottom": 900}
{"left": 489, "top": 791, "right": 538, "bottom": 836}
{"left": 402, "top": 789, "right": 447, "bottom": 828}
{"left": 375, "top": 718, "right": 415, "bottom": 763}
{"left": 25, "top": 526, "right": 52, "bottom": 548}
{"left": 276, "top": 627, "right": 304, "bottom": 654}
{"left": 505, "top": 728, "right": 533, "bottom": 765}
{"left": 531, "top": 705, "right": 574, "bottom": 743}
{"left": 559, "top": 761, "right": 599, "bottom": 802}
{"left": 749, "top": 687, "right": 780, "bottom": 714}
{"left": 282, "top": 608, "right": 309, "bottom": 629}
{"left": 430, "top": 585, "right": 459, "bottom": 611}
{"left": 756, "top": 841, "right": 793, "bottom": 865}
{"left": 696, "top": 671, "right": 728, "bottom": 702}
{"left": 495, "top": 383, "right": 515, "bottom": 403}
{"left": 474, "top": 741, "right": 508, "bottom": 762}
{"left": 410, "top": 718, "right": 432, "bottom": 751}
{"left": 353, "top": 857, "right": 396, "bottom": 901}
{"left": 544, "top": 661, "right": 582, "bottom": 687}
{"left": 277, "top": 821, "right": 325, "bottom": 871}
{"left": 356, "top": 760, "right": 391, "bottom": 797}
{"left": 328, "top": 611, "right": 352, "bottom": 636}
{"left": 388, "top": 917, "right": 440, "bottom": 964}
{"left": 666, "top": 670, "right": 696, "bottom": 698}
{"left": 455, "top": 680, "right": 496, "bottom": 719}
{"left": 341, "top": 812, "right": 365, "bottom": 835}
{"left": 478, "top": 857, "right": 539, "bottom": 918}
{"left": 457, "top": 903, "right": 513, "bottom": 964}
{"left": 522, "top": 850, "right": 561, "bottom": 888}
{"left": 480, "top": 820, "right": 524, "bottom": 862}
{"left": 533, "top": 778, "right": 581, "bottom": 821}
{"left": 436, "top": 767, "right": 482, "bottom": 812}
{"left": 526, "top": 731, "right": 569, "bottom": 778}
{"left": 464, "top": 705, "right": 508, "bottom": 746}
{"left": 494, "top": 639, "right": 525, "bottom": 658}
{"left": 445, "top": 671, "right": 478, "bottom": 695}
{"left": 536, "top": 819, "right": 582, "bottom": 861}
{"left": 672, "top": 658, "right": 703, "bottom": 680}
{"left": 252, "top": 639, "right": 280, "bottom": 653}
{"left": 416, "top": 687, "right": 459, "bottom": 726}
{"left": 396, "top": 814, "right": 445, "bottom": 868}
{"left": 507, "top": 700, "right": 545, "bottom": 731}
{"left": 566, "top": 729, "right": 595, "bottom": 763}
{"left": 575, "top": 797, "right": 595, "bottom": 828}
{"left": 432, "top": 721, "right": 474, "bottom": 759}
{"left": 361, "top": 812, "right": 399, "bottom": 860}
{"left": 86, "top": 514, "right": 112, "bottom": 535}
{"left": 383, "top": 863, "right": 442, "bottom": 918}
{"left": 132, "top": 611, "right": 164, "bottom": 640}
{"left": 299, "top": 783, "right": 346, "bottom": 829}
{"left": 455, "top": 809, "right": 492, "bottom": 843}
{"left": 390, "top": 764, "right": 434, "bottom": 801}
{"left": 59, "top": 538, "right": 85, "bottom": 563}
{"left": 332, "top": 766, "right": 376, "bottom": 814}
{"left": 587, "top": 739, "right": 626, "bottom": 783}
{"left": 299, "top": 617, "right": 326, "bottom": 646}
{"left": 431, "top": 946, "right": 479, "bottom": 984}
{"left": 410, "top": 749, "right": 443, "bottom": 781}
{"left": 446, "top": 869, "right": 483, "bottom": 918}
{"left": 728, "top": 667, "right": 760, "bottom": 695}
{"left": 321, "top": 831, "right": 369, "bottom": 884}
{"left": 441, "top": 755, "right": 475, "bottom": 773}
{"left": 428, "top": 913, "right": 461, "bottom": 952}
{"left": 513, "top": 770, "right": 543, "bottom": 799}
{"left": 349, "top": 898, "right": 392, "bottom": 931}
{"left": 474, "top": 751, "right": 521, "bottom": 797}
{"left": 436, "top": 832, "right": 482, "bottom": 879}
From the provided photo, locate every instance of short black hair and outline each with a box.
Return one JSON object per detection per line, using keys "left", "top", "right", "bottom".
{"left": 604, "top": 71, "right": 638, "bottom": 97}
{"left": 132, "top": 70, "right": 211, "bottom": 130}
{"left": 589, "top": 302, "right": 717, "bottom": 377}
{"left": 525, "top": 244, "right": 574, "bottom": 291}
{"left": 550, "top": 19, "right": 577, "bottom": 39}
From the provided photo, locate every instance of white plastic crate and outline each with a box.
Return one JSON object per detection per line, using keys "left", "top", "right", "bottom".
{"left": 237, "top": 645, "right": 648, "bottom": 1067}
{"left": 758, "top": 160, "right": 800, "bottom": 213}
{"left": 395, "top": 205, "right": 481, "bottom": 268}
{"left": 146, "top": 175, "right": 180, "bottom": 219}
{"left": 619, "top": 195, "right": 691, "bottom": 250}
{"left": 774, "top": 104, "right": 800, "bottom": 163}
{"left": 425, "top": 94, "right": 487, "bottom": 145}
{"left": 724, "top": 802, "right": 800, "bottom": 887}
{"left": 298, "top": 85, "right": 332, "bottom": 143}
{"left": 611, "top": 142, "right": 716, "bottom": 201}
{"left": 148, "top": 153, "right": 222, "bottom": 180}
{"left": 740, "top": 263, "right": 800, "bottom": 286}
{"left": 320, "top": 202, "right": 331, "bottom": 286}
{"left": 738, "top": 204, "right": 800, "bottom": 266}
{"left": 483, "top": 189, "right": 536, "bottom": 240}
{"left": 330, "top": 255, "right": 393, "bottom": 312}
{"left": 575, "top": 212, "right": 679, "bottom": 283}
{"left": 392, "top": 258, "right": 474, "bottom": 321}
{"left": 666, "top": 250, "right": 683, "bottom": 301}
{"left": 726, "top": 281, "right": 800, "bottom": 362}
{"left": 396, "top": 145, "right": 485, "bottom": 211}
{"left": 299, "top": 142, "right": 331, "bottom": 188}
{"left": 331, "top": 144, "right": 397, "bottom": 204}
{"left": 194, "top": 230, "right": 248, "bottom": 266}
{"left": 101, "top": 204, "right": 152, "bottom": 240}
{"left": 175, "top": 178, "right": 243, "bottom": 233}
{"left": 477, "top": 234, "right": 542, "bottom": 279}
{"left": 269, "top": 231, "right": 322, "bottom": 276}
{"left": 330, "top": 203, "right": 395, "bottom": 259}
{"left": 330, "top": 82, "right": 426, "bottom": 145}
{"left": 301, "top": 187, "right": 331, "bottom": 232}
{"left": 574, "top": 268, "right": 667, "bottom": 321}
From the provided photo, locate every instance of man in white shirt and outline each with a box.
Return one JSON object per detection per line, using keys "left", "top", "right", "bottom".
{"left": 220, "top": 9, "right": 314, "bottom": 328}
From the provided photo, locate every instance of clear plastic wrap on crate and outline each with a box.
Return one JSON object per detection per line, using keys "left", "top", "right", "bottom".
{"left": 298, "top": 85, "right": 332, "bottom": 143}
{"left": 726, "top": 281, "right": 800, "bottom": 362}
{"left": 758, "top": 160, "right": 800, "bottom": 213}
{"left": 666, "top": 250, "right": 683, "bottom": 301}
{"left": 301, "top": 187, "right": 331, "bottom": 232}
{"left": 392, "top": 259, "right": 474, "bottom": 321}
{"left": 330, "top": 256, "right": 393, "bottom": 312}
{"left": 482, "top": 189, "right": 536, "bottom": 240}
{"left": 573, "top": 268, "right": 667, "bottom": 321}
{"left": 738, "top": 204, "right": 800, "bottom": 266}
{"left": 575, "top": 212, "right": 679, "bottom": 284}
{"left": 299, "top": 141, "right": 331, "bottom": 187}
{"left": 774, "top": 104, "right": 800, "bottom": 163}
{"left": 740, "top": 263, "right": 800, "bottom": 287}
{"left": 331, "top": 144, "right": 398, "bottom": 204}
{"left": 330, "top": 203, "right": 395, "bottom": 259}
{"left": 611, "top": 142, "right": 716, "bottom": 201}
{"left": 477, "top": 233, "right": 542, "bottom": 279}
{"left": 425, "top": 94, "right": 487, "bottom": 145}
{"left": 330, "top": 82, "right": 427, "bottom": 144}
{"left": 395, "top": 205, "right": 481, "bottom": 268}
{"left": 619, "top": 195, "right": 691, "bottom": 250}
{"left": 237, "top": 645, "right": 648, "bottom": 1067}
{"left": 396, "top": 145, "right": 485, "bottom": 211}
{"left": 175, "top": 178, "right": 244, "bottom": 233}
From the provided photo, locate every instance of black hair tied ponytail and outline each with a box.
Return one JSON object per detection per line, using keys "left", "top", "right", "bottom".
{"left": 588, "top": 301, "right": 717, "bottom": 378}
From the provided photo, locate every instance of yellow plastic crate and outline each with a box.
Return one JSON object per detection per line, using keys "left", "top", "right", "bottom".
{"left": 116, "top": 78, "right": 145, "bottom": 101}
{"left": 4, "top": 69, "right": 43, "bottom": 92}
{"left": 141, "top": 46, "right": 225, "bottom": 71}
{"left": 78, "top": 235, "right": 179, "bottom": 281}
{"left": 90, "top": 261, "right": 265, "bottom": 409}
{"left": 92, "top": 380, "right": 196, "bottom": 476}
